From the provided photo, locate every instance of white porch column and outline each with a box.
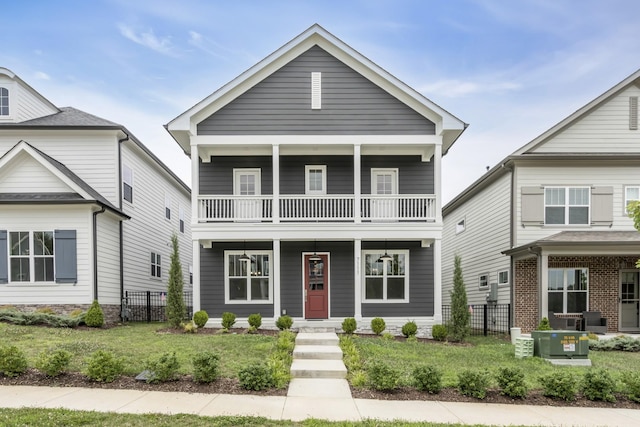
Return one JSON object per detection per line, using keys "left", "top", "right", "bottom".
{"left": 191, "top": 143, "right": 200, "bottom": 223}
{"left": 354, "top": 238, "right": 362, "bottom": 320}
{"left": 273, "top": 239, "right": 281, "bottom": 318}
{"left": 192, "top": 240, "right": 201, "bottom": 313}
{"left": 434, "top": 142, "right": 442, "bottom": 224}
{"left": 433, "top": 237, "right": 442, "bottom": 323}
{"left": 540, "top": 253, "right": 549, "bottom": 318}
{"left": 354, "top": 144, "right": 361, "bottom": 223}
{"left": 272, "top": 145, "right": 280, "bottom": 223}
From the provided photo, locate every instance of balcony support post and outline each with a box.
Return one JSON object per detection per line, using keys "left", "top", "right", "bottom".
{"left": 272, "top": 144, "right": 280, "bottom": 223}
{"left": 354, "top": 144, "right": 361, "bottom": 223}
{"left": 191, "top": 143, "right": 200, "bottom": 222}
{"left": 354, "top": 238, "right": 362, "bottom": 320}
{"left": 434, "top": 142, "right": 442, "bottom": 224}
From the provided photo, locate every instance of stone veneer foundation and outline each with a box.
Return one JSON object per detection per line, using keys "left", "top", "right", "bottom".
{"left": 7, "top": 304, "right": 122, "bottom": 324}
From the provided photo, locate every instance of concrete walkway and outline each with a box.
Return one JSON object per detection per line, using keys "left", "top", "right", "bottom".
{"left": 2, "top": 384, "right": 640, "bottom": 425}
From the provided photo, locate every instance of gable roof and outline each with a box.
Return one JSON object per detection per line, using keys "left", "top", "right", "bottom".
{"left": 1, "top": 106, "right": 121, "bottom": 128}
{"left": 0, "top": 140, "right": 128, "bottom": 218}
{"left": 0, "top": 67, "right": 59, "bottom": 115}
{"left": 166, "top": 24, "right": 467, "bottom": 155}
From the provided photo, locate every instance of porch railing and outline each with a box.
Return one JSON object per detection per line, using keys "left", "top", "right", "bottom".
{"left": 197, "top": 194, "right": 436, "bottom": 222}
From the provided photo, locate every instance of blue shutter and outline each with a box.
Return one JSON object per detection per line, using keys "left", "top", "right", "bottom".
{"left": 0, "top": 230, "right": 7, "bottom": 283}
{"left": 54, "top": 230, "right": 77, "bottom": 284}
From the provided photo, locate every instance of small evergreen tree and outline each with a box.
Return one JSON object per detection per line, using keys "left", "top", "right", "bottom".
{"left": 166, "top": 234, "right": 186, "bottom": 328}
{"left": 85, "top": 300, "right": 104, "bottom": 328}
{"left": 449, "top": 255, "right": 470, "bottom": 342}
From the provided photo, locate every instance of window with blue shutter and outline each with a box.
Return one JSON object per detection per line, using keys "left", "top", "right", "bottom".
{"left": 54, "top": 230, "right": 77, "bottom": 283}
{"left": 0, "top": 230, "right": 7, "bottom": 283}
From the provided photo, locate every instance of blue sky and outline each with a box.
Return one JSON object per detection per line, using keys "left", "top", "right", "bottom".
{"left": 4, "top": 0, "right": 640, "bottom": 202}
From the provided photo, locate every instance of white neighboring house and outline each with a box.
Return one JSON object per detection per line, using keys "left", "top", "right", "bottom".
{"left": 0, "top": 68, "right": 191, "bottom": 322}
{"left": 167, "top": 25, "right": 466, "bottom": 333}
{"left": 443, "top": 68, "right": 640, "bottom": 334}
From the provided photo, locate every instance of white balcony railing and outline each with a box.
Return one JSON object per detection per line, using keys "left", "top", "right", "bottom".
{"left": 197, "top": 194, "right": 436, "bottom": 222}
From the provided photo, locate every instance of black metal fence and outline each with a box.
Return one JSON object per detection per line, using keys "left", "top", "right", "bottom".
{"left": 442, "top": 304, "right": 511, "bottom": 336}
{"left": 123, "top": 291, "right": 193, "bottom": 322}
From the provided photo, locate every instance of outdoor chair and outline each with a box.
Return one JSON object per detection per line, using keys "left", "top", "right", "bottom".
{"left": 582, "top": 311, "right": 608, "bottom": 334}
{"left": 548, "top": 312, "right": 576, "bottom": 330}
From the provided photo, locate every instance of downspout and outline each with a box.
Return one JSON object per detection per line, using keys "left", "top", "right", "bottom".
{"left": 506, "top": 162, "right": 516, "bottom": 327}
{"left": 118, "top": 132, "right": 129, "bottom": 312}
{"left": 93, "top": 206, "right": 106, "bottom": 300}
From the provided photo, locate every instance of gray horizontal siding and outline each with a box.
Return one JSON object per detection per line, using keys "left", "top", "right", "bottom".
{"left": 199, "top": 157, "right": 273, "bottom": 195}
{"left": 197, "top": 45, "right": 435, "bottom": 135}
{"left": 361, "top": 156, "right": 434, "bottom": 194}
{"left": 361, "top": 241, "right": 434, "bottom": 318}
{"left": 280, "top": 156, "right": 354, "bottom": 194}
{"left": 200, "top": 242, "right": 274, "bottom": 318}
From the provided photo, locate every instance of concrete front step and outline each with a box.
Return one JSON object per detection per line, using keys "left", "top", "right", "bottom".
{"left": 287, "top": 378, "right": 352, "bottom": 398}
{"left": 290, "top": 359, "right": 347, "bottom": 379}
{"left": 295, "top": 332, "right": 339, "bottom": 346}
{"left": 293, "top": 345, "right": 343, "bottom": 360}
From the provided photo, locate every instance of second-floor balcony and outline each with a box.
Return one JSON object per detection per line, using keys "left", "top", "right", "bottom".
{"left": 197, "top": 194, "right": 437, "bottom": 223}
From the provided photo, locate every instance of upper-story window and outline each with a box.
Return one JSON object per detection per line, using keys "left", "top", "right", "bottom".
{"left": 151, "top": 252, "right": 161, "bottom": 278}
{"left": 455, "top": 218, "right": 466, "bottom": 234}
{"left": 165, "top": 194, "right": 171, "bottom": 220}
{"left": 544, "top": 187, "right": 589, "bottom": 225}
{"left": 123, "top": 164, "right": 134, "bottom": 203}
{"left": 0, "top": 87, "right": 9, "bottom": 116}
{"left": 625, "top": 186, "right": 640, "bottom": 214}
{"left": 179, "top": 205, "right": 185, "bottom": 233}
{"left": 305, "top": 165, "right": 326, "bottom": 195}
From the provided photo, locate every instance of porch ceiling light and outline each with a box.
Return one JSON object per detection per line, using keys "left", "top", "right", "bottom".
{"left": 377, "top": 240, "right": 392, "bottom": 263}
{"left": 310, "top": 241, "right": 322, "bottom": 262}
{"left": 240, "top": 241, "right": 252, "bottom": 262}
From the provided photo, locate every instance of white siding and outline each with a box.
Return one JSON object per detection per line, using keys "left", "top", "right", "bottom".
{"left": 0, "top": 75, "right": 57, "bottom": 123}
{"left": 0, "top": 130, "right": 119, "bottom": 205}
{"left": 530, "top": 86, "right": 640, "bottom": 153}
{"left": 96, "top": 213, "right": 122, "bottom": 305}
{"left": 0, "top": 152, "right": 72, "bottom": 192}
{"left": 443, "top": 172, "right": 512, "bottom": 305}
{"left": 515, "top": 165, "right": 639, "bottom": 246}
{"left": 0, "top": 205, "right": 93, "bottom": 305}
{"left": 121, "top": 142, "right": 192, "bottom": 294}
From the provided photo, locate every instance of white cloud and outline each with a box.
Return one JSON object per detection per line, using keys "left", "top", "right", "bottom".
{"left": 34, "top": 71, "right": 50, "bottom": 80}
{"left": 118, "top": 23, "right": 176, "bottom": 57}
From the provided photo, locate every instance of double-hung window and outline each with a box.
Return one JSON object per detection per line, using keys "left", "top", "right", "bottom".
{"left": 165, "top": 194, "right": 171, "bottom": 220}
{"left": 548, "top": 268, "right": 588, "bottom": 314}
{"left": 225, "top": 251, "right": 272, "bottom": 303}
{"left": 0, "top": 87, "right": 9, "bottom": 116}
{"left": 151, "top": 252, "right": 161, "bottom": 278}
{"left": 123, "top": 164, "right": 134, "bottom": 203}
{"left": 544, "top": 187, "right": 589, "bottom": 225}
{"left": 9, "top": 231, "right": 54, "bottom": 282}
{"left": 478, "top": 273, "right": 489, "bottom": 289}
{"left": 363, "top": 250, "right": 409, "bottom": 302}
{"left": 179, "top": 206, "right": 185, "bottom": 233}
{"left": 305, "top": 165, "right": 326, "bottom": 195}
{"left": 625, "top": 186, "right": 640, "bottom": 214}
{"left": 498, "top": 270, "right": 509, "bottom": 286}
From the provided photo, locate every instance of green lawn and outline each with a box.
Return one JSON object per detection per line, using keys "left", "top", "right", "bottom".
{"left": 0, "top": 408, "right": 533, "bottom": 427}
{"left": 348, "top": 335, "right": 640, "bottom": 389}
{"left": 0, "top": 322, "right": 275, "bottom": 377}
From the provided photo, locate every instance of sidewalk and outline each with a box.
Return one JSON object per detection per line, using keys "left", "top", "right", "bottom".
{"left": 2, "top": 384, "right": 640, "bottom": 426}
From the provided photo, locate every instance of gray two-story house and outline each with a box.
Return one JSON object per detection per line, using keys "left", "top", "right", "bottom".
{"left": 167, "top": 25, "right": 466, "bottom": 332}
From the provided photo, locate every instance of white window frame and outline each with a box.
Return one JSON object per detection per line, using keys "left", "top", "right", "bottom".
{"left": 455, "top": 218, "right": 466, "bottom": 234}
{"left": 624, "top": 186, "right": 640, "bottom": 215}
{"left": 165, "top": 194, "right": 171, "bottom": 220}
{"left": 544, "top": 186, "right": 590, "bottom": 225}
{"left": 123, "top": 164, "right": 134, "bottom": 203}
{"left": 478, "top": 273, "right": 489, "bottom": 289}
{"left": 8, "top": 231, "right": 55, "bottom": 283}
{"left": 0, "top": 86, "right": 10, "bottom": 118}
{"left": 362, "top": 249, "right": 409, "bottom": 303}
{"left": 548, "top": 268, "right": 589, "bottom": 314}
{"left": 224, "top": 250, "right": 273, "bottom": 304}
{"left": 151, "top": 252, "right": 161, "bottom": 279}
{"left": 233, "top": 168, "right": 261, "bottom": 196}
{"left": 179, "top": 205, "right": 185, "bottom": 233}
{"left": 371, "top": 168, "right": 399, "bottom": 195}
{"left": 305, "top": 165, "right": 327, "bottom": 195}
{"left": 498, "top": 270, "right": 509, "bottom": 287}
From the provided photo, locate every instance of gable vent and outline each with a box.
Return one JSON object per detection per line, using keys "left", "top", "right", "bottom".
{"left": 630, "top": 96, "right": 638, "bottom": 130}
{"left": 311, "top": 72, "right": 321, "bottom": 109}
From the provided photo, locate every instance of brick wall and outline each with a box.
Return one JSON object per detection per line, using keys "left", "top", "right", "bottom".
{"left": 514, "top": 255, "right": 638, "bottom": 333}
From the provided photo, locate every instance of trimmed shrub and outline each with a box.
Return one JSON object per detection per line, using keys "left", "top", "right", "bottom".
{"left": 401, "top": 321, "right": 418, "bottom": 338}
{"left": 248, "top": 313, "right": 262, "bottom": 330}
{"left": 539, "top": 371, "right": 577, "bottom": 401}
{"left": 340, "top": 335, "right": 363, "bottom": 372}
{"left": 370, "top": 317, "right": 386, "bottom": 335}
{"left": 192, "top": 310, "right": 209, "bottom": 328}
{"left": 342, "top": 317, "right": 357, "bottom": 335}
{"left": 85, "top": 300, "right": 104, "bottom": 328}
{"left": 0, "top": 346, "right": 28, "bottom": 377}
{"left": 457, "top": 369, "right": 490, "bottom": 399}
{"left": 85, "top": 350, "right": 123, "bottom": 383}
{"left": 589, "top": 335, "right": 640, "bottom": 352}
{"left": 35, "top": 349, "right": 72, "bottom": 377}
{"left": 536, "top": 317, "right": 552, "bottom": 331}
{"left": 582, "top": 369, "right": 616, "bottom": 402}
{"left": 221, "top": 312, "right": 236, "bottom": 330}
{"left": 367, "top": 361, "right": 400, "bottom": 391}
{"left": 496, "top": 367, "right": 528, "bottom": 399}
{"left": 623, "top": 371, "right": 640, "bottom": 403}
{"left": 382, "top": 332, "right": 395, "bottom": 341}
{"left": 0, "top": 310, "right": 82, "bottom": 328}
{"left": 275, "top": 315, "right": 293, "bottom": 330}
{"left": 238, "top": 364, "right": 274, "bottom": 390}
{"left": 431, "top": 324, "right": 447, "bottom": 341}
{"left": 192, "top": 351, "right": 220, "bottom": 383}
{"left": 182, "top": 321, "right": 197, "bottom": 333}
{"left": 144, "top": 352, "right": 180, "bottom": 383}
{"left": 275, "top": 331, "right": 296, "bottom": 353}
{"left": 412, "top": 365, "right": 442, "bottom": 394}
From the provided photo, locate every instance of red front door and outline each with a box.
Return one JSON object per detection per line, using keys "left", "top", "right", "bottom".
{"left": 304, "top": 254, "right": 328, "bottom": 319}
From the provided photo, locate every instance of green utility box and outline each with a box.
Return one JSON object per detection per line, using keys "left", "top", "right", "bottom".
{"left": 531, "top": 331, "right": 589, "bottom": 359}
